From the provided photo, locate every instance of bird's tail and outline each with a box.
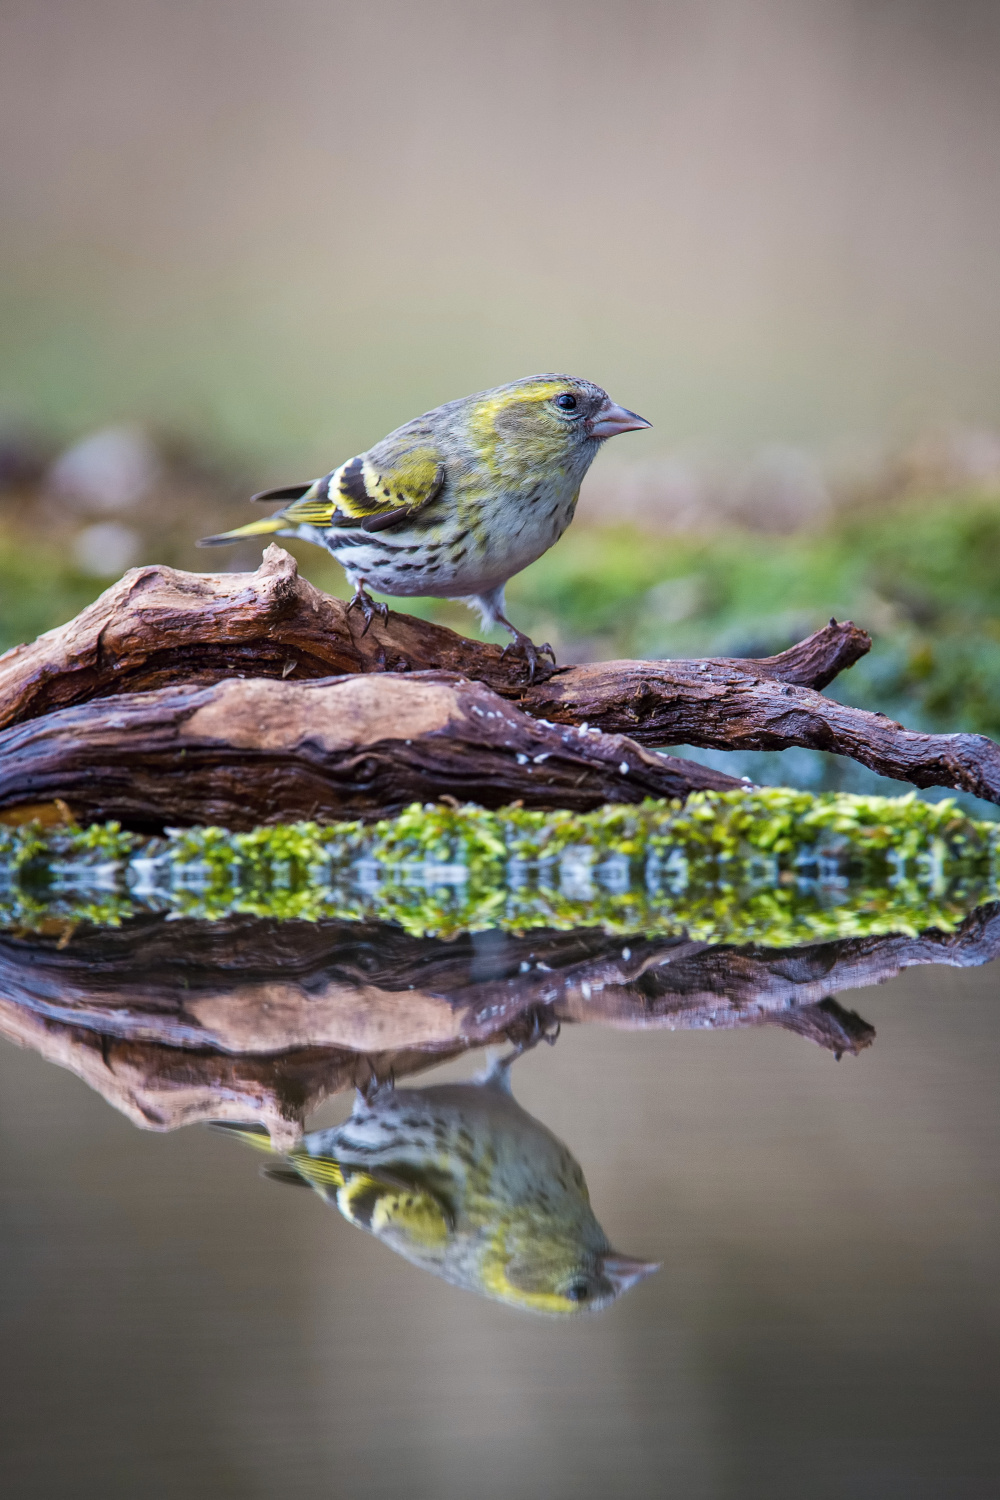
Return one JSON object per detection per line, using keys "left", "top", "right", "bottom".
{"left": 210, "top": 1120, "right": 277, "bottom": 1151}
{"left": 197, "top": 516, "right": 288, "bottom": 548}
{"left": 210, "top": 1120, "right": 347, "bottom": 1194}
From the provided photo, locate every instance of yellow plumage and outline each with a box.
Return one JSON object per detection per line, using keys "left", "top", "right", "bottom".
{"left": 213, "top": 1056, "right": 658, "bottom": 1315}
{"left": 199, "top": 374, "right": 650, "bottom": 678}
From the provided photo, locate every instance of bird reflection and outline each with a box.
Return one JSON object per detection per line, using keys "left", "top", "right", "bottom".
{"left": 216, "top": 1039, "right": 658, "bottom": 1315}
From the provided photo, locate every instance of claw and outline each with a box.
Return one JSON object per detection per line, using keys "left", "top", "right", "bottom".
{"left": 359, "top": 1060, "right": 395, "bottom": 1102}
{"left": 346, "top": 585, "right": 388, "bottom": 636}
{"left": 494, "top": 1007, "right": 562, "bottom": 1074}
{"left": 500, "top": 629, "right": 557, "bottom": 683}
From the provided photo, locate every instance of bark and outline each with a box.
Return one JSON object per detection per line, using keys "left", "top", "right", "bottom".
{"left": 5, "top": 903, "right": 998, "bottom": 1136}
{"left": 0, "top": 545, "right": 871, "bottom": 730}
{"left": 522, "top": 664, "right": 1000, "bottom": 802}
{"left": 9, "top": 904, "right": 950, "bottom": 1055}
{"left": 1, "top": 545, "right": 997, "bottom": 805}
{"left": 0, "top": 999, "right": 462, "bottom": 1146}
{"left": 0, "top": 670, "right": 741, "bottom": 828}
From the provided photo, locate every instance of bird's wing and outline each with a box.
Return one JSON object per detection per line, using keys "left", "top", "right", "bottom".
{"left": 288, "top": 1149, "right": 453, "bottom": 1248}
{"left": 276, "top": 438, "right": 446, "bottom": 533}
{"left": 341, "top": 1175, "right": 454, "bottom": 1251}
{"left": 287, "top": 1146, "right": 452, "bottom": 1254}
{"left": 209, "top": 1123, "right": 449, "bottom": 1250}
{"left": 286, "top": 1149, "right": 347, "bottom": 1190}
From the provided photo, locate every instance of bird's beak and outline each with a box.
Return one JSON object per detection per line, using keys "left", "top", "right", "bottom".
{"left": 589, "top": 402, "right": 652, "bottom": 440}
{"left": 601, "top": 1253, "right": 661, "bottom": 1294}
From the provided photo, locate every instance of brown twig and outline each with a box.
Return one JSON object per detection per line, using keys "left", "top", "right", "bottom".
{"left": 521, "top": 661, "right": 1000, "bottom": 803}
{"left": 2, "top": 546, "right": 997, "bottom": 803}
{"left": 0, "top": 670, "right": 741, "bottom": 827}
{"left": 0, "top": 546, "right": 867, "bottom": 726}
{"left": 7, "top": 903, "right": 1000, "bottom": 1133}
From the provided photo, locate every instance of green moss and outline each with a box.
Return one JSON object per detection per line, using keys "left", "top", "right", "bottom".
{"left": 2, "top": 788, "right": 997, "bottom": 943}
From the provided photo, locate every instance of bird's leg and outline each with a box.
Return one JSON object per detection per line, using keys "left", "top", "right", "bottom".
{"left": 469, "top": 587, "right": 556, "bottom": 683}
{"left": 357, "top": 1058, "right": 394, "bottom": 1104}
{"left": 346, "top": 579, "right": 389, "bottom": 636}
{"left": 496, "top": 615, "right": 557, "bottom": 684}
{"left": 495, "top": 1007, "right": 561, "bottom": 1072}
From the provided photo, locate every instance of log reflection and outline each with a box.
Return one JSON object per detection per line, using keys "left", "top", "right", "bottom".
{"left": 2, "top": 904, "right": 999, "bottom": 1137}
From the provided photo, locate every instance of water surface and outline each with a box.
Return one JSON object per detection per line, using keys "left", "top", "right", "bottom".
{"left": 1, "top": 898, "right": 998, "bottom": 1498}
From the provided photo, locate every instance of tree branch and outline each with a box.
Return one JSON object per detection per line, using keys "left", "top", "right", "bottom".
{"left": 5, "top": 903, "right": 999, "bottom": 1134}
{"left": 0, "top": 546, "right": 867, "bottom": 726}
{"left": 521, "top": 662, "right": 1000, "bottom": 802}
{"left": 0, "top": 671, "right": 740, "bottom": 827}
{"left": 2, "top": 546, "right": 997, "bottom": 804}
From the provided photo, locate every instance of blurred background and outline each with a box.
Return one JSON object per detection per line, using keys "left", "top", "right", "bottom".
{"left": 4, "top": 0, "right": 1000, "bottom": 792}
{"left": 4, "top": 10, "right": 1000, "bottom": 1497}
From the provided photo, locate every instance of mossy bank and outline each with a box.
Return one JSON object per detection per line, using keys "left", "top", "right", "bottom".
{"left": 2, "top": 787, "right": 997, "bottom": 945}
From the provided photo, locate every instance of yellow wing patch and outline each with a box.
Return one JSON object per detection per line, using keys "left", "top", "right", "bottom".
{"left": 356, "top": 447, "right": 444, "bottom": 516}
{"left": 275, "top": 445, "right": 445, "bottom": 532}
{"left": 338, "top": 1171, "right": 452, "bottom": 1250}
{"left": 275, "top": 495, "right": 340, "bottom": 527}
{"left": 368, "top": 1188, "right": 452, "bottom": 1250}
{"left": 287, "top": 1153, "right": 452, "bottom": 1250}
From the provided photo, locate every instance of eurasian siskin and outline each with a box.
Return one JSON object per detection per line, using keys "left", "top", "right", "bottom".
{"left": 215, "top": 1054, "right": 658, "bottom": 1315}
{"left": 198, "top": 374, "right": 649, "bottom": 677}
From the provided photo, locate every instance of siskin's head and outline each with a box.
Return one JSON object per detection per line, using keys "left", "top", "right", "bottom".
{"left": 464, "top": 374, "right": 650, "bottom": 483}
{"left": 496, "top": 1242, "right": 662, "bottom": 1316}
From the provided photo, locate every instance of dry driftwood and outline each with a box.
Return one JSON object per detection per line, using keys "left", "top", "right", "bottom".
{"left": 1, "top": 544, "right": 998, "bottom": 805}
{"left": 15, "top": 904, "right": 979, "bottom": 1136}
{"left": 0, "top": 999, "right": 463, "bottom": 1145}
{"left": 525, "top": 663, "right": 1000, "bottom": 803}
{"left": 4, "top": 904, "right": 933, "bottom": 1055}
{"left": 14, "top": 899, "right": 1000, "bottom": 1061}
{"left": 0, "top": 991, "right": 862, "bottom": 1144}
{"left": 0, "top": 544, "right": 870, "bottom": 728}
{"left": 10, "top": 896, "right": 1000, "bottom": 1136}
{"left": 11, "top": 895, "right": 1000, "bottom": 1137}
{"left": 0, "top": 671, "right": 741, "bottom": 827}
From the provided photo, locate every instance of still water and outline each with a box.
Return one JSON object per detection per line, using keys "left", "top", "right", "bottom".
{"left": 1, "top": 910, "right": 999, "bottom": 1498}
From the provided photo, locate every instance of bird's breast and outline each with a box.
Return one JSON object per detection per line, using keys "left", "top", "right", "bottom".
{"left": 461, "top": 474, "right": 579, "bottom": 569}
{"left": 314, "top": 474, "right": 577, "bottom": 597}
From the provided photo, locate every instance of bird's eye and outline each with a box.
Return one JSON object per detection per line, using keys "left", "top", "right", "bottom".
{"left": 554, "top": 393, "right": 578, "bottom": 412}
{"left": 566, "top": 1279, "right": 590, "bottom": 1302}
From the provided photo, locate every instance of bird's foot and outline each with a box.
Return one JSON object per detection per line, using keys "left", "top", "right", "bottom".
{"left": 500, "top": 627, "right": 556, "bottom": 683}
{"left": 525, "top": 1008, "right": 561, "bottom": 1051}
{"left": 346, "top": 584, "right": 389, "bottom": 636}
{"left": 497, "top": 1006, "right": 561, "bottom": 1071}
{"left": 358, "top": 1060, "right": 394, "bottom": 1103}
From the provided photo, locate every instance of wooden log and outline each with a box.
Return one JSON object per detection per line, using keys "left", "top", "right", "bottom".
{"left": 0, "top": 999, "right": 462, "bottom": 1146}
{"left": 0, "top": 545, "right": 872, "bottom": 731}
{"left": 10, "top": 899, "right": 1000, "bottom": 1061}
{"left": 0, "top": 990, "right": 860, "bottom": 1144}
{"left": 522, "top": 661, "right": 1000, "bottom": 803}
{"left": 10, "top": 901, "right": 1000, "bottom": 1135}
{"left": 2, "top": 546, "right": 998, "bottom": 803}
{"left": 0, "top": 670, "right": 742, "bottom": 827}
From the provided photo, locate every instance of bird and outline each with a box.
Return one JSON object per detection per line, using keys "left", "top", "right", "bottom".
{"left": 198, "top": 374, "right": 650, "bottom": 679}
{"left": 213, "top": 1046, "right": 659, "bottom": 1315}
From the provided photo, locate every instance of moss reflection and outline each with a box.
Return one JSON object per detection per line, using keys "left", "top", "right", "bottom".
{"left": 2, "top": 788, "right": 998, "bottom": 945}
